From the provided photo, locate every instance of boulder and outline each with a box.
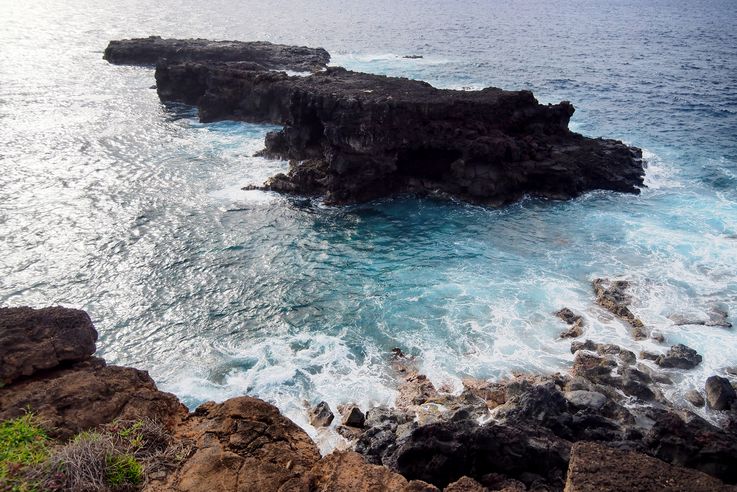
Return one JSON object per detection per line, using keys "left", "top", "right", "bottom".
{"left": 151, "top": 62, "right": 644, "bottom": 206}
{"left": 0, "top": 357, "right": 186, "bottom": 439}
{"left": 686, "top": 389, "right": 706, "bottom": 407}
{"left": 565, "top": 441, "right": 736, "bottom": 491}
{"left": 0, "top": 306, "right": 97, "bottom": 384}
{"left": 656, "top": 344, "right": 702, "bottom": 370}
{"left": 309, "top": 401, "right": 335, "bottom": 427}
{"left": 706, "top": 376, "right": 737, "bottom": 411}
{"left": 103, "top": 36, "right": 329, "bottom": 71}
{"left": 154, "top": 397, "right": 320, "bottom": 492}
{"left": 444, "top": 476, "right": 488, "bottom": 491}
{"left": 339, "top": 404, "right": 366, "bottom": 428}
{"left": 556, "top": 308, "right": 584, "bottom": 338}
{"left": 564, "top": 390, "right": 608, "bottom": 411}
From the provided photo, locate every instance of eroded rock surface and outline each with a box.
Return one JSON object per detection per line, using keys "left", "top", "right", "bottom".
{"left": 565, "top": 442, "right": 736, "bottom": 491}
{"left": 592, "top": 279, "right": 647, "bottom": 339}
{"left": 104, "top": 36, "right": 329, "bottom": 71}
{"left": 152, "top": 62, "right": 644, "bottom": 205}
{"left": 0, "top": 306, "right": 97, "bottom": 384}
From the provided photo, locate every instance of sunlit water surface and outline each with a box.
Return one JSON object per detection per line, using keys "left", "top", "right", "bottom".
{"left": 2, "top": 0, "right": 737, "bottom": 449}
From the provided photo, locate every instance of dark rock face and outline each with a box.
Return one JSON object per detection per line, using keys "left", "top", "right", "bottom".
{"left": 706, "top": 376, "right": 737, "bottom": 410}
{"left": 0, "top": 306, "right": 97, "bottom": 384}
{"left": 103, "top": 36, "right": 330, "bottom": 71}
{"left": 656, "top": 344, "right": 703, "bottom": 369}
{"left": 382, "top": 415, "right": 570, "bottom": 489}
{"left": 565, "top": 442, "right": 736, "bottom": 492}
{"left": 152, "top": 62, "right": 645, "bottom": 205}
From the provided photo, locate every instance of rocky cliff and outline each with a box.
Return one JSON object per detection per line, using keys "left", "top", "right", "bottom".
{"left": 2, "top": 305, "right": 736, "bottom": 491}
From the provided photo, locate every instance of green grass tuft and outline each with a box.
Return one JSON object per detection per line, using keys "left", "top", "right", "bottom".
{"left": 0, "top": 413, "right": 48, "bottom": 491}
{"left": 105, "top": 454, "right": 143, "bottom": 488}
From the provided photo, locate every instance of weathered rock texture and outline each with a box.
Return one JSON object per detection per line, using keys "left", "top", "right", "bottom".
{"left": 565, "top": 442, "right": 737, "bottom": 491}
{"left": 104, "top": 36, "right": 330, "bottom": 71}
{"left": 0, "top": 306, "right": 97, "bottom": 384}
{"left": 151, "top": 61, "right": 645, "bottom": 205}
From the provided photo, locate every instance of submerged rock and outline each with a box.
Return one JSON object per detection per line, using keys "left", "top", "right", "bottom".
{"left": 706, "top": 376, "right": 737, "bottom": 411}
{"left": 592, "top": 278, "right": 647, "bottom": 339}
{"left": 656, "top": 344, "right": 703, "bottom": 370}
{"left": 150, "top": 60, "right": 644, "bottom": 205}
{"left": 103, "top": 36, "right": 330, "bottom": 71}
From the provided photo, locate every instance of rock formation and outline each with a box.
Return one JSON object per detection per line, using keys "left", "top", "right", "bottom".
{"left": 153, "top": 62, "right": 645, "bottom": 205}
{"left": 103, "top": 36, "right": 330, "bottom": 71}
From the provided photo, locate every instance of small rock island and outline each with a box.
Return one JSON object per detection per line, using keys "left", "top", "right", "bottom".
{"left": 105, "top": 37, "right": 645, "bottom": 205}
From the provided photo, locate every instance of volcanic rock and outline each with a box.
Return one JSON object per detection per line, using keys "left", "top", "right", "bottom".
{"left": 592, "top": 279, "right": 647, "bottom": 339}
{"left": 0, "top": 306, "right": 97, "bottom": 384}
{"left": 444, "top": 476, "right": 488, "bottom": 491}
{"left": 686, "top": 389, "right": 706, "bottom": 407}
{"left": 655, "top": 344, "right": 703, "bottom": 370}
{"left": 104, "top": 36, "right": 329, "bottom": 71}
{"left": 706, "top": 376, "right": 737, "bottom": 411}
{"left": 309, "top": 401, "right": 335, "bottom": 427}
{"left": 565, "top": 441, "right": 736, "bottom": 491}
{"left": 339, "top": 404, "right": 366, "bottom": 428}
{"left": 152, "top": 397, "right": 321, "bottom": 492}
{"left": 151, "top": 61, "right": 644, "bottom": 205}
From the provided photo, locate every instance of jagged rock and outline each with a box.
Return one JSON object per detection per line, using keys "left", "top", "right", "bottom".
{"left": 636, "top": 363, "right": 673, "bottom": 385}
{"left": 303, "top": 450, "right": 438, "bottom": 491}
{"left": 656, "top": 344, "right": 702, "bottom": 370}
{"left": 706, "top": 376, "right": 737, "bottom": 411}
{"left": 556, "top": 308, "right": 584, "bottom": 338}
{"left": 397, "top": 372, "right": 439, "bottom": 409}
{"left": 151, "top": 62, "right": 644, "bottom": 205}
{"left": 640, "top": 350, "right": 660, "bottom": 361}
{"left": 564, "top": 390, "right": 608, "bottom": 410}
{"left": 382, "top": 415, "right": 570, "bottom": 489}
{"left": 570, "top": 339, "right": 635, "bottom": 365}
{"left": 571, "top": 351, "right": 618, "bottom": 386}
{"left": 339, "top": 404, "right": 366, "bottom": 428}
{"left": 309, "top": 401, "right": 335, "bottom": 427}
{"left": 592, "top": 279, "right": 647, "bottom": 339}
{"left": 149, "top": 397, "right": 320, "bottom": 492}
{"left": 686, "top": 389, "right": 706, "bottom": 407}
{"left": 0, "top": 357, "right": 186, "bottom": 439}
{"left": 104, "top": 36, "right": 329, "bottom": 71}
{"left": 644, "top": 409, "right": 737, "bottom": 483}
{"left": 461, "top": 378, "right": 507, "bottom": 409}
{"left": 0, "top": 306, "right": 97, "bottom": 384}
{"left": 621, "top": 367, "right": 655, "bottom": 400}
{"left": 565, "top": 441, "right": 736, "bottom": 491}
{"left": 444, "top": 476, "right": 488, "bottom": 491}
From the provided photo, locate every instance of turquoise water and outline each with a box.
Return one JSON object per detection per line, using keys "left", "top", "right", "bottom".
{"left": 1, "top": 0, "right": 736, "bottom": 446}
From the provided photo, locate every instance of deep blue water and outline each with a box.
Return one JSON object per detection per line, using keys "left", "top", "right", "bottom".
{"left": 1, "top": 0, "right": 736, "bottom": 448}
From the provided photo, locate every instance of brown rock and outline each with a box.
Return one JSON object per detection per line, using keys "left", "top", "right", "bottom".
{"left": 592, "top": 279, "right": 648, "bottom": 339}
{"left": 556, "top": 308, "right": 584, "bottom": 338}
{"left": 686, "top": 389, "right": 706, "bottom": 407}
{"left": 397, "top": 372, "right": 439, "bottom": 409}
{"left": 445, "top": 476, "right": 488, "bottom": 491}
{"left": 158, "top": 397, "right": 320, "bottom": 492}
{"left": 564, "top": 441, "right": 736, "bottom": 491}
{"left": 655, "top": 344, "right": 702, "bottom": 370}
{"left": 571, "top": 351, "right": 618, "bottom": 386}
{"left": 0, "top": 306, "right": 97, "bottom": 384}
{"left": 304, "top": 450, "right": 438, "bottom": 491}
{"left": 0, "top": 357, "right": 186, "bottom": 439}
{"left": 338, "top": 404, "right": 366, "bottom": 428}
{"left": 309, "top": 401, "right": 335, "bottom": 427}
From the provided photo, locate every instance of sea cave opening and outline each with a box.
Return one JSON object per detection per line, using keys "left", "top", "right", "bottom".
{"left": 395, "top": 147, "right": 462, "bottom": 181}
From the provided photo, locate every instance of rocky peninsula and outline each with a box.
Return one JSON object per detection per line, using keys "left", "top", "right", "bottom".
{"left": 104, "top": 37, "right": 645, "bottom": 205}
{"left": 2, "top": 302, "right": 737, "bottom": 491}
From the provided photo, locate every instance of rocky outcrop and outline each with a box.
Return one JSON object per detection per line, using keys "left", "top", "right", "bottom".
{"left": 148, "top": 59, "right": 645, "bottom": 205}
{"left": 103, "top": 36, "right": 329, "bottom": 71}
{"left": 592, "top": 278, "right": 647, "bottom": 339}
{"left": 706, "top": 376, "right": 737, "bottom": 411}
{"left": 0, "top": 306, "right": 97, "bottom": 384}
{"left": 656, "top": 343, "right": 703, "bottom": 369}
{"left": 146, "top": 397, "right": 321, "bottom": 492}
{"left": 564, "top": 442, "right": 736, "bottom": 491}
{"left": 0, "top": 306, "right": 185, "bottom": 439}
{"left": 556, "top": 308, "right": 584, "bottom": 338}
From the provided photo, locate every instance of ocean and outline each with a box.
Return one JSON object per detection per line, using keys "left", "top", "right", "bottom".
{"left": 2, "top": 0, "right": 736, "bottom": 449}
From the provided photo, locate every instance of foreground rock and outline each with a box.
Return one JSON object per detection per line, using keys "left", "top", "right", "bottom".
{"left": 148, "top": 58, "right": 645, "bottom": 205}
{"left": 565, "top": 442, "right": 736, "bottom": 491}
{"left": 706, "top": 376, "right": 737, "bottom": 410}
{"left": 104, "top": 36, "right": 329, "bottom": 71}
{"left": 0, "top": 306, "right": 97, "bottom": 384}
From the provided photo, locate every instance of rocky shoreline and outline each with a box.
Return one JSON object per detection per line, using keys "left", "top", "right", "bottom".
{"left": 2, "top": 292, "right": 736, "bottom": 491}
{"left": 104, "top": 37, "right": 645, "bottom": 206}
